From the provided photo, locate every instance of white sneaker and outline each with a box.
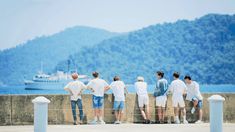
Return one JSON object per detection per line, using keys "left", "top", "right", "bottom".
{"left": 98, "top": 119, "right": 106, "bottom": 124}
{"left": 89, "top": 119, "right": 97, "bottom": 125}
{"left": 114, "top": 120, "right": 119, "bottom": 124}
{"left": 195, "top": 120, "right": 203, "bottom": 124}
{"left": 175, "top": 118, "right": 180, "bottom": 124}
{"left": 118, "top": 121, "right": 122, "bottom": 124}
{"left": 191, "top": 107, "right": 195, "bottom": 114}
{"left": 183, "top": 120, "right": 188, "bottom": 124}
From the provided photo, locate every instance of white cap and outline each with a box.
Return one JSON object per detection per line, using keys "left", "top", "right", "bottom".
{"left": 137, "top": 76, "right": 144, "bottom": 81}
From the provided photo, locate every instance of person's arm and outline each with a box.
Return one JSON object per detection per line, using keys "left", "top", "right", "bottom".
{"left": 64, "top": 83, "right": 73, "bottom": 95}
{"left": 104, "top": 85, "right": 111, "bottom": 91}
{"left": 103, "top": 80, "right": 109, "bottom": 91}
{"left": 195, "top": 82, "right": 202, "bottom": 100}
{"left": 87, "top": 86, "right": 95, "bottom": 92}
{"left": 168, "top": 82, "right": 173, "bottom": 94}
{"left": 124, "top": 87, "right": 128, "bottom": 94}
{"left": 78, "top": 83, "right": 86, "bottom": 96}
{"left": 87, "top": 81, "right": 95, "bottom": 92}
{"left": 183, "top": 82, "right": 187, "bottom": 95}
{"left": 134, "top": 83, "right": 139, "bottom": 95}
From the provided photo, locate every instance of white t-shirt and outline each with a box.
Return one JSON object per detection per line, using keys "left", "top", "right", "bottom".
{"left": 186, "top": 81, "right": 203, "bottom": 101}
{"left": 135, "top": 81, "right": 148, "bottom": 96}
{"left": 110, "top": 81, "right": 126, "bottom": 101}
{"left": 87, "top": 78, "right": 109, "bottom": 96}
{"left": 64, "top": 80, "right": 86, "bottom": 101}
{"left": 169, "top": 79, "right": 187, "bottom": 98}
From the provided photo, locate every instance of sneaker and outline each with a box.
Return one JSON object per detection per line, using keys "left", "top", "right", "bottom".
{"left": 195, "top": 120, "right": 203, "bottom": 124}
{"left": 89, "top": 119, "right": 97, "bottom": 125}
{"left": 191, "top": 107, "right": 195, "bottom": 114}
{"left": 118, "top": 121, "right": 122, "bottom": 124}
{"left": 155, "top": 120, "right": 161, "bottom": 124}
{"left": 146, "top": 119, "right": 151, "bottom": 124}
{"left": 183, "top": 120, "right": 188, "bottom": 124}
{"left": 114, "top": 120, "right": 119, "bottom": 124}
{"left": 78, "top": 120, "right": 83, "bottom": 125}
{"left": 73, "top": 122, "right": 77, "bottom": 125}
{"left": 175, "top": 118, "right": 180, "bottom": 124}
{"left": 98, "top": 119, "right": 106, "bottom": 124}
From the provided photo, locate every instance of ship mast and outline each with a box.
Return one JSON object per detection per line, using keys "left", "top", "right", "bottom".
{"left": 40, "top": 61, "right": 44, "bottom": 73}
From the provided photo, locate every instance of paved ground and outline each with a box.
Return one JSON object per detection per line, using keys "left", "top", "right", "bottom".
{"left": 0, "top": 123, "right": 235, "bottom": 132}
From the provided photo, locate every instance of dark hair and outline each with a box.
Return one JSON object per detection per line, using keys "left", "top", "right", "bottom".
{"left": 156, "top": 71, "right": 164, "bottom": 78}
{"left": 113, "top": 76, "right": 120, "bottom": 81}
{"left": 184, "top": 75, "right": 191, "bottom": 80}
{"left": 92, "top": 71, "right": 99, "bottom": 78}
{"left": 173, "top": 72, "right": 180, "bottom": 78}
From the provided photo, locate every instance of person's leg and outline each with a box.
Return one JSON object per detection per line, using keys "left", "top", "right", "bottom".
{"left": 174, "top": 107, "right": 179, "bottom": 122}
{"left": 118, "top": 101, "right": 124, "bottom": 123}
{"left": 138, "top": 96, "right": 146, "bottom": 121}
{"left": 98, "top": 109, "right": 102, "bottom": 120}
{"left": 157, "top": 106, "right": 162, "bottom": 122}
{"left": 77, "top": 99, "right": 84, "bottom": 123}
{"left": 115, "top": 111, "right": 119, "bottom": 121}
{"left": 140, "top": 107, "right": 147, "bottom": 120}
{"left": 197, "top": 100, "right": 203, "bottom": 122}
{"left": 156, "top": 97, "right": 162, "bottom": 123}
{"left": 199, "top": 109, "right": 203, "bottom": 121}
{"left": 113, "top": 101, "right": 119, "bottom": 123}
{"left": 71, "top": 101, "right": 77, "bottom": 124}
{"left": 91, "top": 95, "right": 98, "bottom": 123}
{"left": 98, "top": 97, "right": 105, "bottom": 123}
{"left": 173, "top": 98, "right": 180, "bottom": 123}
{"left": 193, "top": 100, "right": 198, "bottom": 108}
{"left": 145, "top": 104, "right": 150, "bottom": 120}
{"left": 180, "top": 107, "right": 188, "bottom": 124}
{"left": 161, "top": 107, "right": 166, "bottom": 123}
{"left": 161, "top": 96, "right": 167, "bottom": 123}
{"left": 145, "top": 96, "right": 150, "bottom": 122}
{"left": 118, "top": 110, "right": 123, "bottom": 123}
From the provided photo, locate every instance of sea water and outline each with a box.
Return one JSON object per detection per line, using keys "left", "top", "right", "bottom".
{"left": 0, "top": 84, "right": 235, "bottom": 95}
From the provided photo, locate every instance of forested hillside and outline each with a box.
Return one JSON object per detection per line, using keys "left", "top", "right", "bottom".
{"left": 0, "top": 26, "right": 118, "bottom": 85}
{"left": 56, "top": 14, "right": 235, "bottom": 84}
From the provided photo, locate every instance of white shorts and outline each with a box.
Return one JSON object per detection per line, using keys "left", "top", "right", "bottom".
{"left": 138, "top": 95, "right": 149, "bottom": 107}
{"left": 172, "top": 96, "right": 185, "bottom": 107}
{"left": 156, "top": 95, "right": 167, "bottom": 107}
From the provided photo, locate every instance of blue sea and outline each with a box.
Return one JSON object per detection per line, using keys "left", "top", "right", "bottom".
{"left": 0, "top": 84, "right": 235, "bottom": 95}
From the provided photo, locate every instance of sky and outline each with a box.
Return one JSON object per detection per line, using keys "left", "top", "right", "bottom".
{"left": 0, "top": 0, "right": 235, "bottom": 50}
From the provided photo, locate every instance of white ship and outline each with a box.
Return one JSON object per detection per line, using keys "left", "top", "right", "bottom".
{"left": 24, "top": 61, "right": 91, "bottom": 90}
{"left": 24, "top": 71, "right": 90, "bottom": 90}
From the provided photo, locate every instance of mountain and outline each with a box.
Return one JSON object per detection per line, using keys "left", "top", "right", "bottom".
{"left": 0, "top": 26, "right": 119, "bottom": 85}
{"left": 56, "top": 14, "right": 235, "bottom": 84}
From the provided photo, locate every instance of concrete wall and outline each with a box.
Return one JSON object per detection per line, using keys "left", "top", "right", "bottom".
{"left": 0, "top": 93, "right": 234, "bottom": 125}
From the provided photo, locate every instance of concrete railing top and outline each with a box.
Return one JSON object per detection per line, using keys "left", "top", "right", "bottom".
{"left": 208, "top": 95, "right": 225, "bottom": 102}
{"left": 32, "top": 96, "right": 51, "bottom": 104}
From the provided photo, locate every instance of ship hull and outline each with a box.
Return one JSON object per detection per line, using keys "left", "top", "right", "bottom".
{"left": 25, "top": 80, "right": 70, "bottom": 90}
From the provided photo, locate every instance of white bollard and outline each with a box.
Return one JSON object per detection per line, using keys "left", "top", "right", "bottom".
{"left": 208, "top": 95, "right": 225, "bottom": 132}
{"left": 32, "top": 96, "right": 50, "bottom": 132}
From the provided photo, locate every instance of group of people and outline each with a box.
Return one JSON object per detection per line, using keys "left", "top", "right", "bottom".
{"left": 64, "top": 71, "right": 203, "bottom": 125}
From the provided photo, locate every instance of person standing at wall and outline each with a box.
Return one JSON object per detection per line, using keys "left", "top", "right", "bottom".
{"left": 184, "top": 75, "right": 203, "bottom": 123}
{"left": 169, "top": 72, "right": 188, "bottom": 124}
{"left": 64, "top": 73, "right": 86, "bottom": 125}
{"left": 135, "top": 76, "right": 151, "bottom": 124}
{"left": 154, "top": 71, "right": 168, "bottom": 124}
{"left": 105, "top": 76, "right": 128, "bottom": 124}
{"left": 87, "top": 71, "right": 109, "bottom": 124}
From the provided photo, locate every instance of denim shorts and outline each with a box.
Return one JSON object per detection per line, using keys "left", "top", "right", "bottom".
{"left": 192, "top": 97, "right": 203, "bottom": 109}
{"left": 113, "top": 101, "right": 125, "bottom": 111}
{"left": 92, "top": 95, "right": 104, "bottom": 109}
